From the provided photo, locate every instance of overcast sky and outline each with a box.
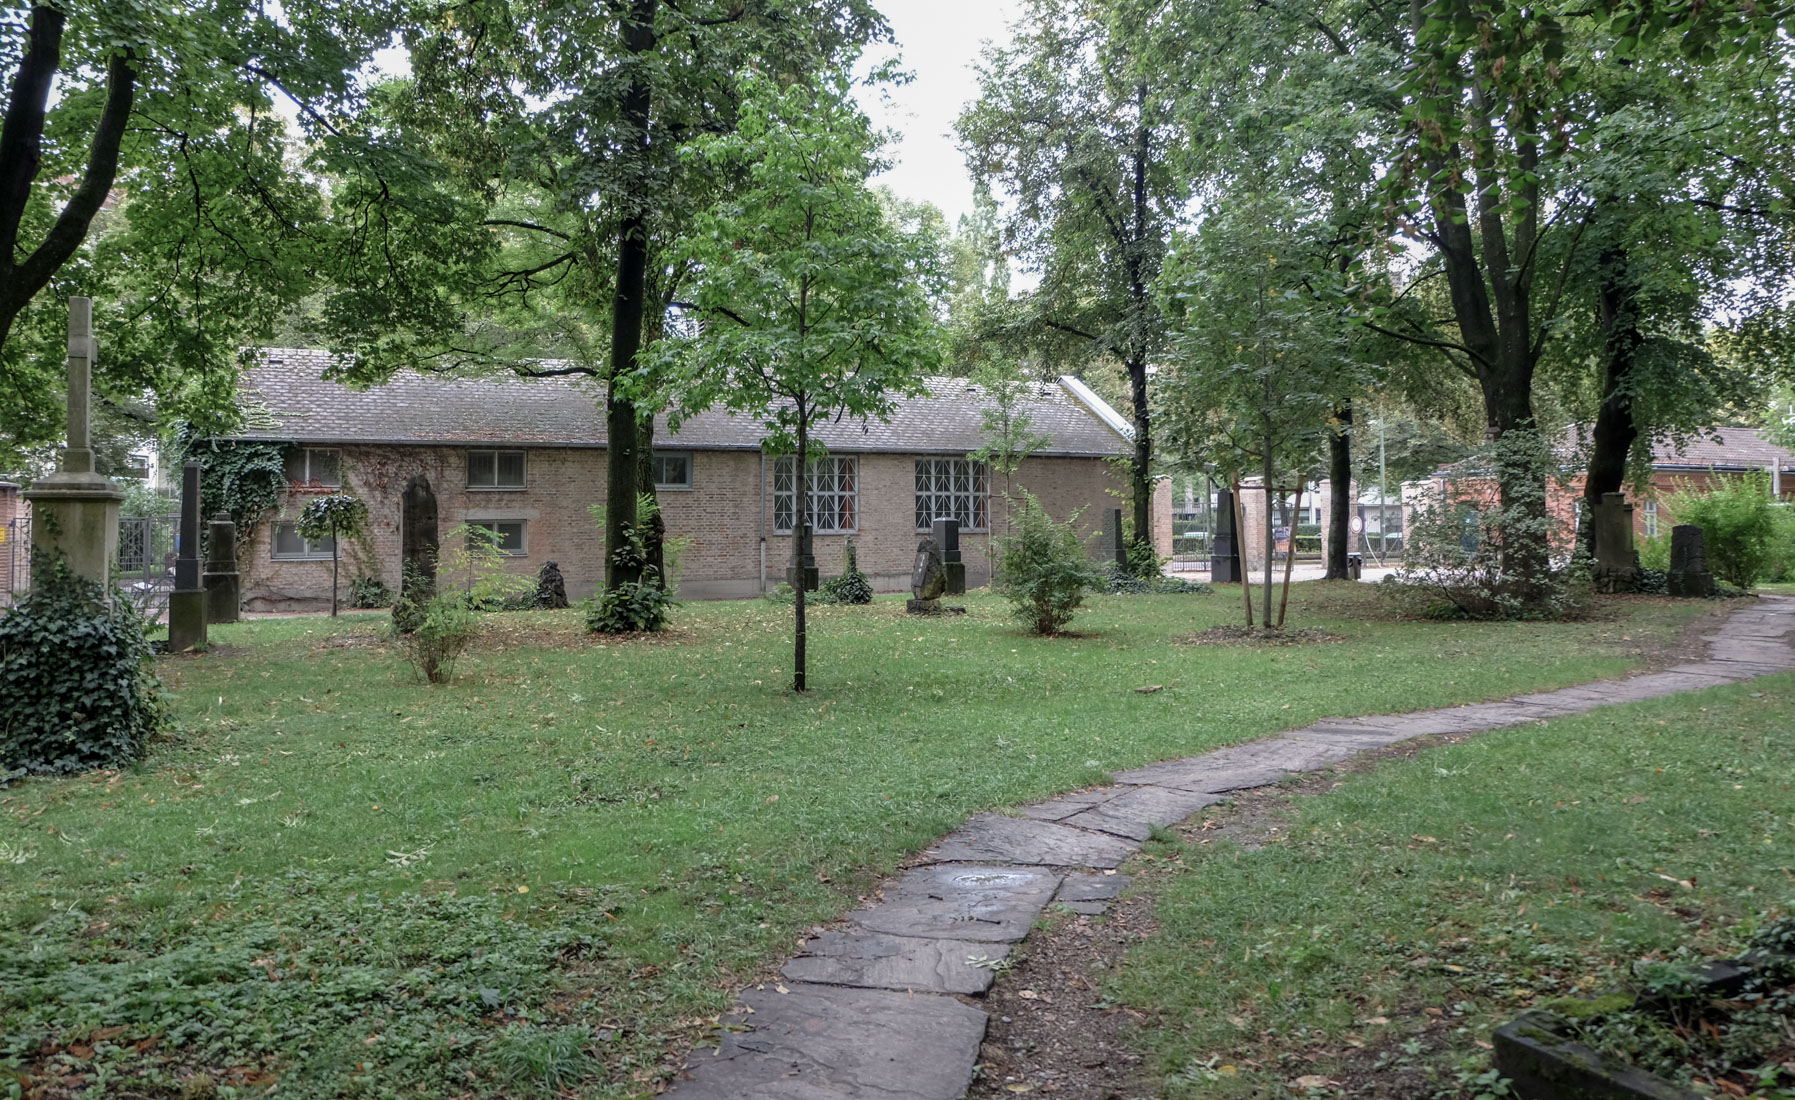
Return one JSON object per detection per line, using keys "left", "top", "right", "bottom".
{"left": 856, "top": 0, "right": 1023, "bottom": 228}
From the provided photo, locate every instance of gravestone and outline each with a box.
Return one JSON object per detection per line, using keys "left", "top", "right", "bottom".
{"left": 400, "top": 474, "right": 438, "bottom": 599}
{"left": 1103, "top": 507, "right": 1128, "bottom": 569}
{"left": 203, "top": 511, "right": 240, "bottom": 624}
{"left": 535, "top": 560, "right": 569, "bottom": 609}
{"left": 1591, "top": 492, "right": 1639, "bottom": 593}
{"left": 932, "top": 518, "right": 965, "bottom": 596}
{"left": 1668, "top": 524, "right": 1716, "bottom": 597}
{"left": 1211, "top": 488, "right": 1242, "bottom": 583}
{"left": 786, "top": 521, "right": 819, "bottom": 592}
{"left": 907, "top": 537, "right": 945, "bottom": 613}
{"left": 166, "top": 461, "right": 208, "bottom": 651}
{"left": 23, "top": 297, "right": 123, "bottom": 586}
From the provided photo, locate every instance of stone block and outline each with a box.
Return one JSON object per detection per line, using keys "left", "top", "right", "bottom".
{"left": 167, "top": 588, "right": 208, "bottom": 652}
{"left": 850, "top": 864, "right": 1063, "bottom": 943}
{"left": 922, "top": 812, "right": 1138, "bottom": 868}
{"left": 782, "top": 930, "right": 1007, "bottom": 994}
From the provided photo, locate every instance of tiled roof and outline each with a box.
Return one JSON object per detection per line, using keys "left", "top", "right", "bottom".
{"left": 1646, "top": 426, "right": 1793, "bottom": 471}
{"left": 229, "top": 349, "right": 1130, "bottom": 457}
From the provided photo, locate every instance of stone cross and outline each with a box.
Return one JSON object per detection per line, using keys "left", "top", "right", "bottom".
{"left": 63, "top": 297, "right": 96, "bottom": 475}
{"left": 23, "top": 297, "right": 123, "bottom": 587}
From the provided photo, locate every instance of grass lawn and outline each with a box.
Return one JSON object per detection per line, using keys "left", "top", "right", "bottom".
{"left": 0, "top": 584, "right": 1709, "bottom": 1099}
{"left": 1111, "top": 665, "right": 1795, "bottom": 1099}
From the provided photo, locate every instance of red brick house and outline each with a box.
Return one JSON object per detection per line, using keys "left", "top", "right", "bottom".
{"left": 225, "top": 351, "right": 1147, "bottom": 610}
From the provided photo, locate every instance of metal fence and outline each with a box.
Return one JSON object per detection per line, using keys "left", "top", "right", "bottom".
{"left": 117, "top": 512, "right": 180, "bottom": 614}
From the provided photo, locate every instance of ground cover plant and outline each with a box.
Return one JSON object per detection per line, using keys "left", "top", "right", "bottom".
{"left": 1110, "top": 664, "right": 1795, "bottom": 1099}
{"left": 0, "top": 585, "right": 1706, "bottom": 1097}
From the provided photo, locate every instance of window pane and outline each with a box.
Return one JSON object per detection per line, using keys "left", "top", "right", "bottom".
{"left": 311, "top": 450, "right": 341, "bottom": 487}
{"left": 312, "top": 533, "right": 336, "bottom": 556}
{"left": 496, "top": 522, "right": 525, "bottom": 553}
{"left": 496, "top": 451, "right": 526, "bottom": 487}
{"left": 274, "top": 523, "right": 306, "bottom": 556}
{"left": 285, "top": 451, "right": 307, "bottom": 483}
{"left": 468, "top": 451, "right": 495, "bottom": 487}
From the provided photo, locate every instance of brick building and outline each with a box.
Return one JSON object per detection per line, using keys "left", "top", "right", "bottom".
{"left": 225, "top": 352, "right": 1148, "bottom": 610}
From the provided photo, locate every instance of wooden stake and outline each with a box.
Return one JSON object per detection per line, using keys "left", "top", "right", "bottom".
{"left": 1278, "top": 476, "right": 1305, "bottom": 628}
{"left": 1233, "top": 481, "right": 1253, "bottom": 628}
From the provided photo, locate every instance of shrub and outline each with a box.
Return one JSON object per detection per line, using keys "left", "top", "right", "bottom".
{"left": 439, "top": 523, "right": 535, "bottom": 611}
{"left": 347, "top": 575, "right": 392, "bottom": 608}
{"left": 1665, "top": 472, "right": 1779, "bottom": 588}
{"left": 1639, "top": 532, "right": 1671, "bottom": 571}
{"left": 1389, "top": 431, "right": 1590, "bottom": 620}
{"left": 0, "top": 554, "right": 163, "bottom": 776}
{"left": 817, "top": 539, "right": 873, "bottom": 605}
{"left": 585, "top": 581, "right": 675, "bottom": 633}
{"left": 390, "top": 592, "right": 480, "bottom": 684}
{"left": 994, "top": 493, "right": 1104, "bottom": 634}
{"left": 1760, "top": 506, "right": 1795, "bottom": 583}
{"left": 1105, "top": 563, "right": 1213, "bottom": 595}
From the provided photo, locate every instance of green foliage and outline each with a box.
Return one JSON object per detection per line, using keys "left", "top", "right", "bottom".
{"left": 994, "top": 493, "right": 1105, "bottom": 634}
{"left": 438, "top": 523, "right": 535, "bottom": 611}
{"left": 585, "top": 581, "right": 676, "bottom": 635}
{"left": 817, "top": 540, "right": 873, "bottom": 606}
{"left": 1105, "top": 564, "right": 1213, "bottom": 596}
{"left": 180, "top": 438, "right": 290, "bottom": 534}
{"left": 969, "top": 360, "right": 1052, "bottom": 478}
{"left": 1665, "top": 473, "right": 1781, "bottom": 588}
{"left": 295, "top": 493, "right": 368, "bottom": 546}
{"left": 347, "top": 575, "right": 392, "bottom": 609}
{"left": 389, "top": 592, "right": 481, "bottom": 685}
{"left": 0, "top": 554, "right": 162, "bottom": 777}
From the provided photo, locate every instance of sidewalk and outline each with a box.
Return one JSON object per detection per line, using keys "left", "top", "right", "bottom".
{"left": 665, "top": 597, "right": 1795, "bottom": 1100}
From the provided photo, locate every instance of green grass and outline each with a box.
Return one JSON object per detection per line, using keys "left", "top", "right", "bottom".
{"left": 1112, "top": 668, "right": 1795, "bottom": 1099}
{"left": 0, "top": 585, "right": 1706, "bottom": 1098}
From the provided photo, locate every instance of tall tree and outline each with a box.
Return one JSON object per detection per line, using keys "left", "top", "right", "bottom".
{"left": 658, "top": 73, "right": 941, "bottom": 692}
{"left": 958, "top": 0, "right": 1188, "bottom": 563}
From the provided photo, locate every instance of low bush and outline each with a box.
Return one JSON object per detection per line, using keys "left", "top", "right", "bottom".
{"left": 817, "top": 539, "right": 873, "bottom": 605}
{"left": 585, "top": 580, "right": 676, "bottom": 633}
{"left": 390, "top": 592, "right": 481, "bottom": 684}
{"left": 1665, "top": 472, "right": 1780, "bottom": 588}
{"left": 0, "top": 555, "right": 163, "bottom": 776}
{"left": 347, "top": 575, "right": 392, "bottom": 609}
{"left": 1104, "top": 563, "right": 1214, "bottom": 595}
{"left": 995, "top": 493, "right": 1104, "bottom": 634}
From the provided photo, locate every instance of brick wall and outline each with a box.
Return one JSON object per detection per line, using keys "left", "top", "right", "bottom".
{"left": 0, "top": 482, "right": 18, "bottom": 529}
{"left": 240, "top": 446, "right": 1132, "bottom": 609}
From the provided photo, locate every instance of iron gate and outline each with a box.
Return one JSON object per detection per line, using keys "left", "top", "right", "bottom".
{"left": 117, "top": 512, "right": 179, "bottom": 614}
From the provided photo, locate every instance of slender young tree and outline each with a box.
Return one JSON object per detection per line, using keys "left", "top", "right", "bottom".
{"left": 658, "top": 73, "right": 941, "bottom": 691}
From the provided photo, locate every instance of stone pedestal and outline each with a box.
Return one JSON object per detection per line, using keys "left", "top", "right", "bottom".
{"left": 203, "top": 512, "right": 240, "bottom": 624}
{"left": 1591, "top": 492, "right": 1639, "bottom": 593}
{"left": 933, "top": 519, "right": 965, "bottom": 596}
{"left": 1211, "top": 489, "right": 1242, "bottom": 583}
{"left": 786, "top": 522, "right": 819, "bottom": 592}
{"left": 23, "top": 297, "right": 123, "bottom": 587}
{"left": 1668, "top": 524, "right": 1716, "bottom": 598}
{"left": 167, "top": 461, "right": 207, "bottom": 651}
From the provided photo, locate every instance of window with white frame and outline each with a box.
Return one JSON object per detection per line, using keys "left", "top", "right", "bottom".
{"left": 652, "top": 451, "right": 694, "bottom": 490}
{"left": 467, "top": 449, "right": 526, "bottom": 490}
{"left": 465, "top": 520, "right": 527, "bottom": 556}
{"left": 285, "top": 447, "right": 341, "bottom": 488}
{"left": 914, "top": 458, "right": 989, "bottom": 531}
{"left": 773, "top": 455, "right": 857, "bottom": 534}
{"left": 1643, "top": 499, "right": 1659, "bottom": 538}
{"left": 272, "top": 521, "right": 336, "bottom": 560}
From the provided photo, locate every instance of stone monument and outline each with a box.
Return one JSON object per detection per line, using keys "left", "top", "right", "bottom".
{"left": 1590, "top": 492, "right": 1639, "bottom": 593}
{"left": 166, "top": 461, "right": 208, "bottom": 651}
{"left": 933, "top": 518, "right": 965, "bottom": 596}
{"left": 907, "top": 537, "right": 946, "bottom": 614}
{"left": 1667, "top": 524, "right": 1716, "bottom": 598}
{"left": 1102, "top": 507, "right": 1128, "bottom": 570}
{"left": 203, "top": 511, "right": 240, "bottom": 624}
{"left": 1210, "top": 488, "right": 1242, "bottom": 583}
{"left": 23, "top": 297, "right": 124, "bottom": 586}
{"left": 786, "top": 521, "right": 819, "bottom": 592}
{"left": 535, "top": 560, "right": 569, "bottom": 609}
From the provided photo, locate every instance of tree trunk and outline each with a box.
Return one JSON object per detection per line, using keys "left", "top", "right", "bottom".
{"left": 793, "top": 409, "right": 809, "bottom": 693}
{"left": 330, "top": 541, "right": 340, "bottom": 617}
{"left": 1126, "top": 349, "right": 1152, "bottom": 568}
{"left": 1261, "top": 447, "right": 1275, "bottom": 630}
{"left": 602, "top": 0, "right": 657, "bottom": 594}
{"left": 1583, "top": 241, "right": 1642, "bottom": 557}
{"left": 1234, "top": 481, "right": 1253, "bottom": 628}
{"left": 1279, "top": 477, "right": 1304, "bottom": 626}
{"left": 1325, "top": 401, "right": 1352, "bottom": 579}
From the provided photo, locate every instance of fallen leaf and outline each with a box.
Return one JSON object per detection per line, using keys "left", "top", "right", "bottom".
{"left": 1135, "top": 685, "right": 1164, "bottom": 694}
{"left": 1293, "top": 1075, "right": 1333, "bottom": 1089}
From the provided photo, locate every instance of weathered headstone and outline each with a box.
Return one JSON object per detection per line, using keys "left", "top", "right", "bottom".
{"left": 535, "top": 560, "right": 569, "bottom": 609}
{"left": 1668, "top": 524, "right": 1716, "bottom": 597}
{"left": 1591, "top": 491, "right": 1639, "bottom": 593}
{"left": 1211, "top": 488, "right": 1242, "bottom": 583}
{"left": 786, "top": 520, "right": 819, "bottom": 592}
{"left": 166, "top": 461, "right": 208, "bottom": 651}
{"left": 932, "top": 518, "right": 965, "bottom": 596}
{"left": 1103, "top": 507, "right": 1128, "bottom": 569}
{"left": 907, "top": 537, "right": 946, "bottom": 613}
{"left": 24, "top": 297, "right": 123, "bottom": 586}
{"left": 400, "top": 474, "right": 438, "bottom": 599}
{"left": 203, "top": 511, "right": 240, "bottom": 624}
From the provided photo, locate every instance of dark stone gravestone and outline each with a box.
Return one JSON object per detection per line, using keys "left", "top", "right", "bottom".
{"left": 933, "top": 518, "right": 965, "bottom": 596}
{"left": 1102, "top": 507, "right": 1128, "bottom": 569}
{"left": 203, "top": 511, "right": 240, "bottom": 624}
{"left": 1668, "top": 524, "right": 1716, "bottom": 597}
{"left": 166, "top": 461, "right": 208, "bottom": 651}
{"left": 1211, "top": 488, "right": 1242, "bottom": 583}
{"left": 535, "top": 560, "right": 569, "bottom": 609}
{"left": 1591, "top": 492, "right": 1639, "bottom": 593}
{"left": 907, "top": 537, "right": 945, "bottom": 613}
{"left": 786, "top": 521, "right": 819, "bottom": 592}
{"left": 400, "top": 474, "right": 438, "bottom": 599}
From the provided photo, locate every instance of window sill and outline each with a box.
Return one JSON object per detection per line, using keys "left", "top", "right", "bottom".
{"left": 466, "top": 486, "right": 527, "bottom": 492}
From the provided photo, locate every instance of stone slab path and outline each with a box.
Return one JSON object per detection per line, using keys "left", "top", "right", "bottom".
{"left": 668, "top": 598, "right": 1795, "bottom": 1100}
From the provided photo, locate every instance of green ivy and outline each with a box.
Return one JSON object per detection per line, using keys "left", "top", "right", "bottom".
{"left": 0, "top": 553, "right": 164, "bottom": 778}
{"left": 179, "top": 436, "right": 292, "bottom": 532}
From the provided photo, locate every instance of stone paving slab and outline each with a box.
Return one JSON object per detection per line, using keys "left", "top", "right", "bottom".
{"left": 849, "top": 864, "right": 1063, "bottom": 943}
{"left": 1057, "top": 786, "right": 1224, "bottom": 840}
{"left": 1013, "top": 788, "right": 1121, "bottom": 822}
{"left": 923, "top": 812, "right": 1139, "bottom": 868}
{"left": 782, "top": 930, "right": 1007, "bottom": 995}
{"left": 1110, "top": 758, "right": 1290, "bottom": 793}
{"left": 670, "top": 982, "right": 987, "bottom": 1099}
{"left": 1057, "top": 872, "right": 1131, "bottom": 904}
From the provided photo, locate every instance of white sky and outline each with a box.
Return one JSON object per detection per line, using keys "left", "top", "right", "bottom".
{"left": 857, "top": 0, "right": 1023, "bottom": 228}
